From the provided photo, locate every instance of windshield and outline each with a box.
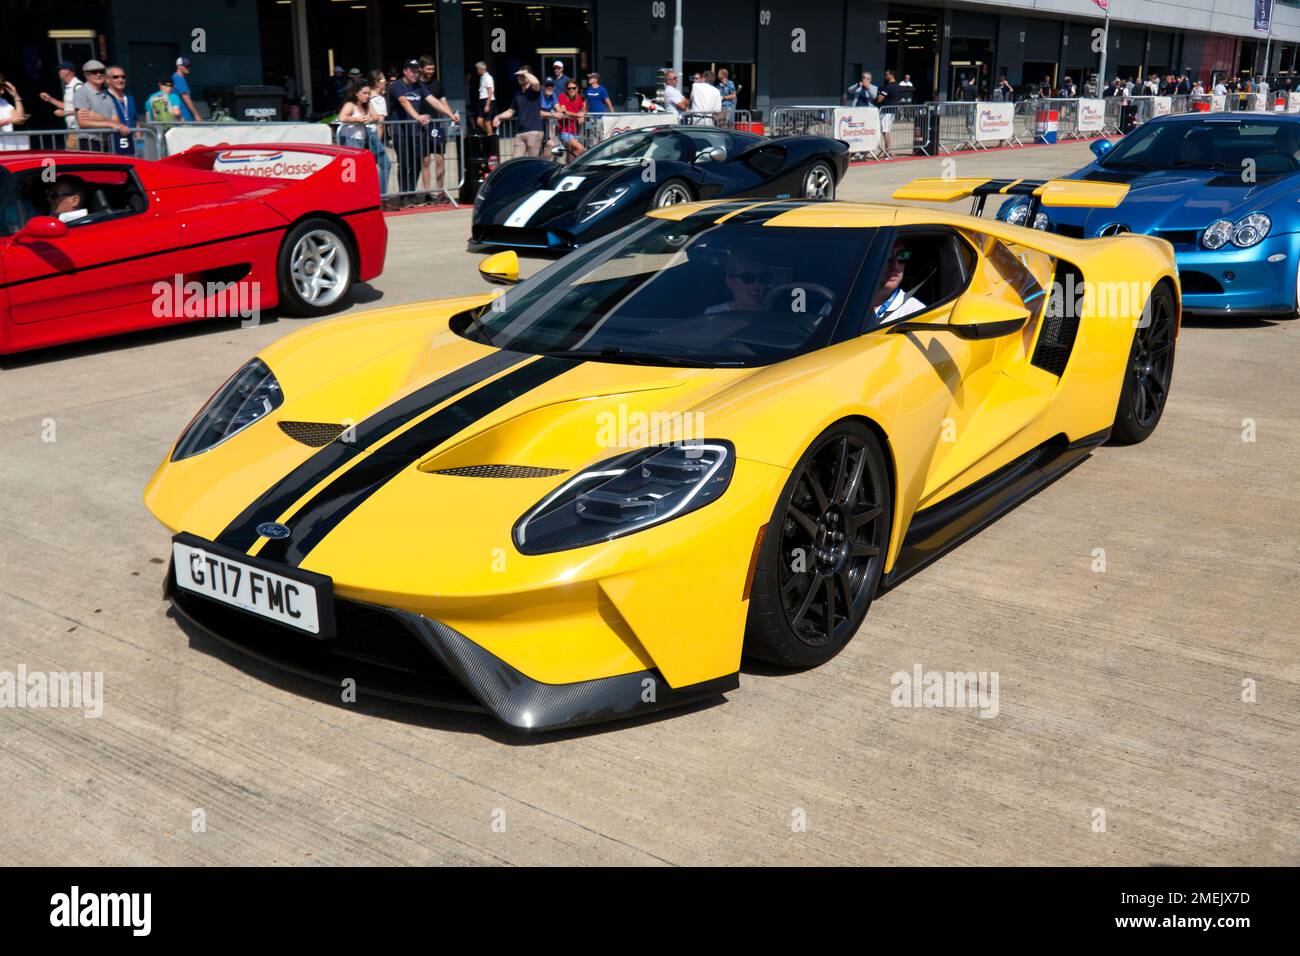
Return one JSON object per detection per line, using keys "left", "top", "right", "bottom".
{"left": 457, "top": 217, "right": 875, "bottom": 367}
{"left": 1102, "top": 119, "right": 1300, "bottom": 174}
{"left": 571, "top": 128, "right": 703, "bottom": 168}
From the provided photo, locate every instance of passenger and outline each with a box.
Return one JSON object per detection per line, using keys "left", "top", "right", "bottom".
{"left": 45, "top": 174, "right": 89, "bottom": 223}
{"left": 706, "top": 249, "right": 771, "bottom": 313}
{"left": 873, "top": 239, "right": 926, "bottom": 321}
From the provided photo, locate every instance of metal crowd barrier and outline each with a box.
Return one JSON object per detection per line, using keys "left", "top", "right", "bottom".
{"left": 371, "top": 117, "right": 462, "bottom": 206}
{"left": 936, "top": 102, "right": 982, "bottom": 152}
{"left": 768, "top": 106, "right": 834, "bottom": 138}
{"left": 0, "top": 126, "right": 164, "bottom": 159}
{"left": 878, "top": 104, "right": 930, "bottom": 158}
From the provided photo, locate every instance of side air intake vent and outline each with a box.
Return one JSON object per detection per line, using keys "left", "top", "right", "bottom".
{"left": 279, "top": 421, "right": 347, "bottom": 447}
{"left": 429, "top": 464, "right": 566, "bottom": 479}
{"left": 1032, "top": 260, "right": 1083, "bottom": 377}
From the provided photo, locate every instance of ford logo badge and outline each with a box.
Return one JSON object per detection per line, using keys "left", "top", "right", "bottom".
{"left": 256, "top": 522, "right": 292, "bottom": 539}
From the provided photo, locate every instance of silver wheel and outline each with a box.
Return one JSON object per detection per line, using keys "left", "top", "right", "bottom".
{"left": 289, "top": 229, "right": 351, "bottom": 308}
{"left": 802, "top": 163, "right": 835, "bottom": 200}
{"left": 654, "top": 182, "right": 693, "bottom": 207}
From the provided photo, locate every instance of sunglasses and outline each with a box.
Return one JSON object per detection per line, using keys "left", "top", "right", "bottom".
{"left": 109, "top": 74, "right": 126, "bottom": 80}
{"left": 48, "top": 190, "right": 77, "bottom": 199}
{"left": 889, "top": 249, "right": 913, "bottom": 264}
{"left": 566, "top": 85, "right": 577, "bottom": 90}
{"left": 728, "top": 271, "right": 771, "bottom": 284}
{"left": 86, "top": 70, "right": 105, "bottom": 75}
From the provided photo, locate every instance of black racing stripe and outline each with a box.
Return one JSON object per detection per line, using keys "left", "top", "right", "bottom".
{"left": 257, "top": 355, "right": 581, "bottom": 567}
{"left": 719, "top": 199, "right": 818, "bottom": 225}
{"left": 215, "top": 349, "right": 528, "bottom": 554}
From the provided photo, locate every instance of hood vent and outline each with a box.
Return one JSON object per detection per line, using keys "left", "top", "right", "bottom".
{"left": 279, "top": 421, "right": 348, "bottom": 447}
{"left": 429, "top": 464, "right": 566, "bottom": 479}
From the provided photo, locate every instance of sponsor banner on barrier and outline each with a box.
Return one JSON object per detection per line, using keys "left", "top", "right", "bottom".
{"left": 1212, "top": 94, "right": 1227, "bottom": 111}
{"left": 1289, "top": 92, "right": 1300, "bottom": 113}
{"left": 599, "top": 113, "right": 678, "bottom": 138}
{"left": 1151, "top": 97, "right": 1172, "bottom": 117}
{"left": 211, "top": 148, "right": 335, "bottom": 179}
{"left": 164, "top": 122, "right": 333, "bottom": 157}
{"left": 974, "top": 102, "right": 1015, "bottom": 143}
{"left": 832, "top": 107, "right": 882, "bottom": 152}
{"left": 1077, "top": 98, "right": 1106, "bottom": 132}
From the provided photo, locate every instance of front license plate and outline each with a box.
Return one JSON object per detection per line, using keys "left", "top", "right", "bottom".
{"left": 171, "top": 533, "right": 334, "bottom": 637}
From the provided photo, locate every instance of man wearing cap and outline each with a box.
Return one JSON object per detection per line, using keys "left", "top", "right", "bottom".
{"left": 550, "top": 61, "right": 570, "bottom": 94}
{"left": 389, "top": 58, "right": 460, "bottom": 204}
{"left": 39, "top": 62, "right": 84, "bottom": 145}
{"left": 584, "top": 72, "right": 613, "bottom": 114}
{"left": 492, "top": 67, "right": 543, "bottom": 157}
{"left": 73, "top": 60, "right": 127, "bottom": 149}
{"left": 172, "top": 57, "right": 200, "bottom": 121}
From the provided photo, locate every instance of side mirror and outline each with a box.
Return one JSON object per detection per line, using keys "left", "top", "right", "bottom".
{"left": 698, "top": 146, "right": 726, "bottom": 163}
{"left": 947, "top": 296, "right": 1029, "bottom": 339}
{"left": 478, "top": 250, "right": 520, "bottom": 286}
{"left": 1090, "top": 138, "right": 1115, "bottom": 160}
{"left": 16, "top": 216, "right": 68, "bottom": 241}
{"left": 550, "top": 145, "right": 566, "bottom": 157}
{"left": 889, "top": 296, "right": 1028, "bottom": 339}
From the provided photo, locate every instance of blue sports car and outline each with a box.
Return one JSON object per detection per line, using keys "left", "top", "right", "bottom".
{"left": 999, "top": 113, "right": 1300, "bottom": 317}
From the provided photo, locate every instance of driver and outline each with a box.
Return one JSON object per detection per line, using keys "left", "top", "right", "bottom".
{"left": 706, "top": 248, "right": 771, "bottom": 313}
{"left": 872, "top": 239, "right": 925, "bottom": 321}
{"left": 45, "top": 174, "right": 89, "bottom": 224}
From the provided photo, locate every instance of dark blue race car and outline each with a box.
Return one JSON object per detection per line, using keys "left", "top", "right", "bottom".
{"left": 1000, "top": 113, "right": 1300, "bottom": 317}
{"left": 470, "top": 125, "right": 848, "bottom": 254}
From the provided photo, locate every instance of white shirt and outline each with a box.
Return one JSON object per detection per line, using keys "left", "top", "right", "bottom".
{"left": 664, "top": 83, "right": 686, "bottom": 120}
{"left": 1213, "top": 83, "right": 1227, "bottom": 96}
{"left": 57, "top": 208, "right": 89, "bottom": 223}
{"left": 690, "top": 82, "right": 722, "bottom": 115}
{"left": 875, "top": 287, "right": 925, "bottom": 323}
{"left": 64, "top": 79, "right": 83, "bottom": 128}
{"left": 478, "top": 72, "right": 494, "bottom": 102}
{"left": 0, "top": 100, "right": 28, "bottom": 150}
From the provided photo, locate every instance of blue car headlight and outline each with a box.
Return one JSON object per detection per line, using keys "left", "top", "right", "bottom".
{"left": 1203, "top": 214, "right": 1270, "bottom": 249}
{"left": 577, "top": 184, "right": 630, "bottom": 223}
{"left": 513, "top": 441, "right": 734, "bottom": 554}
{"left": 1231, "top": 213, "right": 1270, "bottom": 247}
{"left": 172, "top": 358, "right": 283, "bottom": 461}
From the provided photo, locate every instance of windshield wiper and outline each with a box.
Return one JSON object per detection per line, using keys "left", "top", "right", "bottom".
{"left": 539, "top": 347, "right": 732, "bottom": 368}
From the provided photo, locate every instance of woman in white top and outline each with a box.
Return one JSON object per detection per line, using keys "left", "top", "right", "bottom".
{"left": 336, "top": 82, "right": 376, "bottom": 150}
{"left": 0, "top": 73, "right": 30, "bottom": 150}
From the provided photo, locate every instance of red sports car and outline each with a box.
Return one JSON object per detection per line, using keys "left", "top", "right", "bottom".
{"left": 0, "top": 144, "right": 387, "bottom": 355}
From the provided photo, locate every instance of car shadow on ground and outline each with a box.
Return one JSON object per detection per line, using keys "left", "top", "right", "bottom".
{"left": 1180, "top": 314, "right": 1290, "bottom": 330}
{"left": 170, "top": 607, "right": 729, "bottom": 745}
{"left": 0, "top": 284, "right": 384, "bottom": 370}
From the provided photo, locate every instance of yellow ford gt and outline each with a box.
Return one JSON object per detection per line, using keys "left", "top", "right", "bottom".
{"left": 145, "top": 179, "right": 1180, "bottom": 732}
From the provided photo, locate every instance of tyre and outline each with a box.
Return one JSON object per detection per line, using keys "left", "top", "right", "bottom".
{"left": 744, "top": 420, "right": 892, "bottom": 668}
{"left": 1109, "top": 282, "right": 1176, "bottom": 445}
{"left": 801, "top": 161, "right": 836, "bottom": 200}
{"left": 277, "top": 218, "right": 355, "bottom": 317}
{"left": 651, "top": 178, "right": 693, "bottom": 208}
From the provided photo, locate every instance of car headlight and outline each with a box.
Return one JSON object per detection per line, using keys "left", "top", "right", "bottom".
{"left": 1031, "top": 211, "right": 1049, "bottom": 230}
{"left": 172, "top": 358, "right": 283, "bottom": 461}
{"left": 513, "top": 441, "right": 734, "bottom": 554}
{"left": 1231, "top": 213, "right": 1270, "bottom": 247}
{"left": 577, "top": 184, "right": 630, "bottom": 223}
{"left": 1004, "top": 202, "right": 1030, "bottom": 225}
{"left": 1201, "top": 218, "right": 1234, "bottom": 249}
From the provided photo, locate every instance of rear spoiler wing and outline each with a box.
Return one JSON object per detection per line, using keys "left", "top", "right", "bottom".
{"left": 892, "top": 177, "right": 1129, "bottom": 221}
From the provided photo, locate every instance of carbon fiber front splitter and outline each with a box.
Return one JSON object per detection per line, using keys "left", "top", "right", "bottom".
{"left": 166, "top": 571, "right": 736, "bottom": 733}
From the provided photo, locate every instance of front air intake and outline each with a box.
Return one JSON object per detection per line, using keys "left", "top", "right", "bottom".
{"left": 429, "top": 464, "right": 566, "bottom": 479}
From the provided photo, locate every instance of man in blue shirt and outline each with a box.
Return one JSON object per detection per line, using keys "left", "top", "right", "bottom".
{"left": 172, "top": 57, "right": 200, "bottom": 121}
{"left": 717, "top": 68, "right": 737, "bottom": 114}
{"left": 584, "top": 73, "right": 613, "bottom": 113}
{"left": 104, "top": 65, "right": 138, "bottom": 154}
